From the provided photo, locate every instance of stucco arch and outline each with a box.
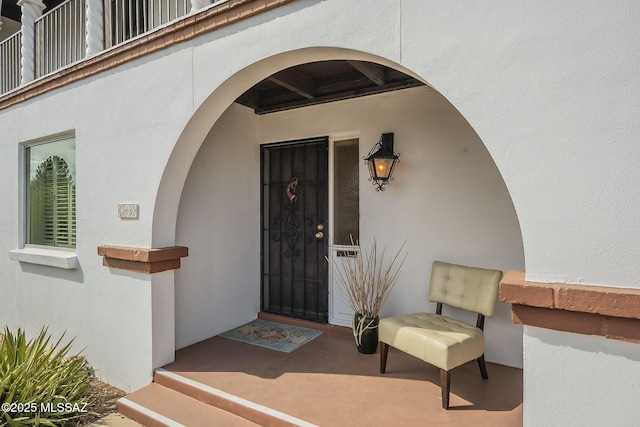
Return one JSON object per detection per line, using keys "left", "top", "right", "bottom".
{"left": 157, "top": 46, "right": 524, "bottom": 367}
{"left": 153, "top": 47, "right": 514, "bottom": 247}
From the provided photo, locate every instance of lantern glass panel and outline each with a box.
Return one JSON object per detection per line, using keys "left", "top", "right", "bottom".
{"left": 367, "top": 160, "right": 377, "bottom": 180}
{"left": 373, "top": 158, "right": 394, "bottom": 180}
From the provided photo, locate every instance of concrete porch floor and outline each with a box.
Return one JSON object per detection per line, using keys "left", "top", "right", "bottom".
{"left": 121, "top": 313, "right": 522, "bottom": 426}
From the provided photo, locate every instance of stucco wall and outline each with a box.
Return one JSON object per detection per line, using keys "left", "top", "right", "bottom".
{"left": 525, "top": 327, "right": 640, "bottom": 426}
{"left": 0, "top": 45, "right": 197, "bottom": 391}
{"left": 175, "top": 103, "right": 261, "bottom": 350}
{"left": 397, "top": 1, "right": 640, "bottom": 289}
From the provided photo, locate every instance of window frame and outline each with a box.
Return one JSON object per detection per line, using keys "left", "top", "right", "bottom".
{"left": 11, "top": 131, "right": 78, "bottom": 269}
{"left": 328, "top": 132, "right": 362, "bottom": 327}
{"left": 331, "top": 137, "right": 361, "bottom": 246}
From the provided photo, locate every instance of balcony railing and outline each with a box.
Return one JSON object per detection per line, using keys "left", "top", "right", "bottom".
{"left": 35, "top": 0, "right": 87, "bottom": 78}
{"left": 0, "top": 0, "right": 226, "bottom": 96}
{"left": 0, "top": 32, "right": 21, "bottom": 94}
{"left": 104, "top": 0, "right": 191, "bottom": 48}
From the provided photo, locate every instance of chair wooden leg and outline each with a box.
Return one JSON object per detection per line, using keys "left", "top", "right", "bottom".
{"left": 440, "top": 369, "right": 450, "bottom": 410}
{"left": 477, "top": 354, "right": 489, "bottom": 379}
{"left": 379, "top": 342, "right": 389, "bottom": 374}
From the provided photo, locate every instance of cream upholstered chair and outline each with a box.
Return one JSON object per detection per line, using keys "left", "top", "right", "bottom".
{"left": 379, "top": 261, "right": 502, "bottom": 409}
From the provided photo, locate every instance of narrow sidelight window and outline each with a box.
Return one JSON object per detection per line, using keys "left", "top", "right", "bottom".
{"left": 333, "top": 139, "right": 359, "bottom": 245}
{"left": 26, "top": 135, "right": 76, "bottom": 248}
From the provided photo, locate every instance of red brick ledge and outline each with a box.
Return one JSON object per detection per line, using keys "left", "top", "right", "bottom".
{"left": 98, "top": 245, "right": 188, "bottom": 274}
{"left": 0, "top": 0, "right": 295, "bottom": 111}
{"left": 500, "top": 270, "right": 640, "bottom": 343}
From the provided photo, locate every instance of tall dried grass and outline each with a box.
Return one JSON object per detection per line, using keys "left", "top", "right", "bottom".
{"left": 329, "top": 238, "right": 407, "bottom": 319}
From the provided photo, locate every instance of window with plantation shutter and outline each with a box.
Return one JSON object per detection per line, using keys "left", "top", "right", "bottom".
{"left": 26, "top": 136, "right": 76, "bottom": 248}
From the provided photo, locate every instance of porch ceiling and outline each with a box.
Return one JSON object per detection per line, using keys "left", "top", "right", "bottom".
{"left": 1, "top": 0, "right": 66, "bottom": 22}
{"left": 1, "top": 0, "right": 20, "bottom": 22}
{"left": 235, "top": 60, "right": 425, "bottom": 115}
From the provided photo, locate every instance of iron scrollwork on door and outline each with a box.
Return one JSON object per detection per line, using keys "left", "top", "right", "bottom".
{"left": 261, "top": 138, "right": 328, "bottom": 321}
{"left": 273, "top": 177, "right": 301, "bottom": 258}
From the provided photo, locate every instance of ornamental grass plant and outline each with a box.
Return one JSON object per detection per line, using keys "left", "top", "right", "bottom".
{"left": 0, "top": 327, "right": 89, "bottom": 427}
{"left": 329, "top": 238, "right": 407, "bottom": 346}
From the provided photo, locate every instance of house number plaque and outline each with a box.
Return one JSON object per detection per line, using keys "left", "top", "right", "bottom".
{"left": 118, "top": 204, "right": 139, "bottom": 219}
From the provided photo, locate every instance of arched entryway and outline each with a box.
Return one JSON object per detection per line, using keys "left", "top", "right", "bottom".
{"left": 154, "top": 48, "right": 525, "bottom": 369}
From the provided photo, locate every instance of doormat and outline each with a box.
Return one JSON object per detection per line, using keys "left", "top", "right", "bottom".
{"left": 218, "top": 319, "right": 323, "bottom": 353}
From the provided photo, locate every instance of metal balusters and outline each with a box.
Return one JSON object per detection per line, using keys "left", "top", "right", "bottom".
{"left": 34, "top": 0, "right": 86, "bottom": 78}
{"left": 0, "top": 33, "right": 21, "bottom": 94}
{"left": 104, "top": 0, "right": 197, "bottom": 48}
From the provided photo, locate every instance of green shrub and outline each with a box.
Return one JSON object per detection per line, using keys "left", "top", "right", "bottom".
{"left": 0, "top": 327, "right": 89, "bottom": 427}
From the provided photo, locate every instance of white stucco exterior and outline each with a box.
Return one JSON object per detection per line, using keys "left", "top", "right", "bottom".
{"left": 525, "top": 326, "right": 640, "bottom": 426}
{"left": 174, "top": 103, "right": 261, "bottom": 351}
{"left": 1, "top": 1, "right": 639, "bottom": 424}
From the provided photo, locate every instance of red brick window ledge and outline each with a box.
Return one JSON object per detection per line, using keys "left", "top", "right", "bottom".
{"left": 499, "top": 270, "right": 640, "bottom": 344}
{"left": 98, "top": 245, "right": 188, "bottom": 274}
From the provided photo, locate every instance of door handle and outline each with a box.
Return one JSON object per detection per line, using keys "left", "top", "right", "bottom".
{"left": 315, "top": 231, "right": 324, "bottom": 239}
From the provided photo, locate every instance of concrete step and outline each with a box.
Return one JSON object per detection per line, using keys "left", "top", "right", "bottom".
{"left": 118, "top": 369, "right": 317, "bottom": 427}
{"left": 117, "top": 383, "right": 259, "bottom": 427}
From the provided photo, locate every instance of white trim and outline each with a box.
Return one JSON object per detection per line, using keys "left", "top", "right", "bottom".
{"left": 20, "top": 130, "right": 75, "bottom": 148}
{"left": 328, "top": 134, "right": 360, "bottom": 327}
{"left": 117, "top": 397, "right": 186, "bottom": 427}
{"left": 327, "top": 246, "right": 358, "bottom": 327}
{"left": 9, "top": 246, "right": 78, "bottom": 269}
{"left": 155, "top": 368, "right": 318, "bottom": 427}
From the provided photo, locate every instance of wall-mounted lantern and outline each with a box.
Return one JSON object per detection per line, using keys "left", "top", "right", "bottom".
{"left": 364, "top": 133, "right": 399, "bottom": 191}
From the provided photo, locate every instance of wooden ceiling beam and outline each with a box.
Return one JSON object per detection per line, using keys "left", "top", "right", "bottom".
{"left": 235, "top": 90, "right": 260, "bottom": 110}
{"left": 254, "top": 79, "right": 423, "bottom": 114}
{"left": 347, "top": 61, "right": 386, "bottom": 86}
{"left": 267, "top": 68, "right": 316, "bottom": 99}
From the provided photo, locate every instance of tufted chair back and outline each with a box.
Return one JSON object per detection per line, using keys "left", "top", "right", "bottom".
{"left": 428, "top": 261, "right": 502, "bottom": 317}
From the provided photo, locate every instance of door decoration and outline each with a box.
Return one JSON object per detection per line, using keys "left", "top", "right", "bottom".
{"left": 277, "top": 177, "right": 300, "bottom": 258}
{"left": 286, "top": 177, "right": 298, "bottom": 203}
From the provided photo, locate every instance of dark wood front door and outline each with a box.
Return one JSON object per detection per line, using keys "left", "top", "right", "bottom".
{"left": 261, "top": 137, "right": 328, "bottom": 322}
